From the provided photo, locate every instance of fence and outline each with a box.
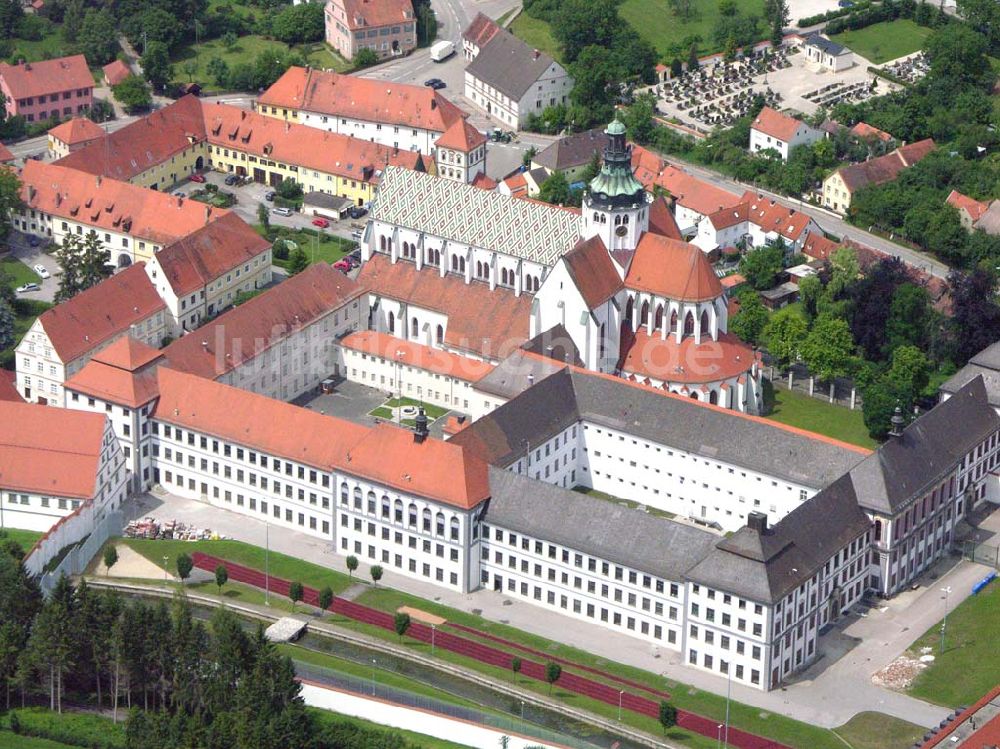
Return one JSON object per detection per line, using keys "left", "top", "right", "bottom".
{"left": 962, "top": 540, "right": 1000, "bottom": 571}
{"left": 767, "top": 363, "right": 860, "bottom": 410}
{"left": 32, "top": 508, "right": 123, "bottom": 595}
{"left": 295, "top": 660, "right": 598, "bottom": 749}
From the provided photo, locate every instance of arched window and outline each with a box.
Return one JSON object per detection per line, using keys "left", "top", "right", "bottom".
{"left": 598, "top": 322, "right": 606, "bottom": 361}
{"left": 476, "top": 261, "right": 483, "bottom": 278}
{"left": 640, "top": 300, "right": 649, "bottom": 326}
{"left": 366, "top": 491, "right": 376, "bottom": 513}
{"left": 654, "top": 304, "right": 664, "bottom": 331}
{"left": 601, "top": 214, "right": 607, "bottom": 224}
{"left": 381, "top": 495, "right": 390, "bottom": 519}
{"left": 670, "top": 310, "right": 678, "bottom": 332}
{"left": 459, "top": 257, "right": 466, "bottom": 273}
{"left": 433, "top": 249, "right": 441, "bottom": 265}
{"left": 352, "top": 487, "right": 362, "bottom": 508}
{"left": 436, "top": 324, "right": 443, "bottom": 344}
{"left": 451, "top": 255, "right": 458, "bottom": 271}
{"left": 689, "top": 390, "right": 699, "bottom": 400}
{"left": 387, "top": 311, "right": 395, "bottom": 334}
{"left": 593, "top": 212, "right": 600, "bottom": 221}
{"left": 394, "top": 498, "right": 403, "bottom": 522}
{"left": 408, "top": 503, "right": 418, "bottom": 526}
{"left": 624, "top": 296, "right": 634, "bottom": 325}
{"left": 450, "top": 516, "right": 460, "bottom": 541}
{"left": 422, "top": 507, "right": 431, "bottom": 531}
{"left": 709, "top": 390, "right": 719, "bottom": 405}
{"left": 623, "top": 214, "right": 629, "bottom": 225}
{"left": 701, "top": 309, "right": 710, "bottom": 335}
{"left": 380, "top": 235, "right": 386, "bottom": 251}
{"left": 340, "top": 483, "right": 349, "bottom": 504}
{"left": 411, "top": 317, "right": 418, "bottom": 338}
{"left": 684, "top": 312, "right": 695, "bottom": 336}
{"left": 614, "top": 215, "right": 621, "bottom": 226}
{"left": 435, "top": 511, "right": 445, "bottom": 536}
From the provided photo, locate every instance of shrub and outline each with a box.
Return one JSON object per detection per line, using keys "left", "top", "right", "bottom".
{"left": 9, "top": 708, "right": 125, "bottom": 749}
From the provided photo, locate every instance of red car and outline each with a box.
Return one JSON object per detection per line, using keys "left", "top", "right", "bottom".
{"left": 333, "top": 259, "right": 351, "bottom": 272}
{"left": 312, "top": 217, "right": 330, "bottom": 228}
{"left": 189, "top": 174, "right": 206, "bottom": 183}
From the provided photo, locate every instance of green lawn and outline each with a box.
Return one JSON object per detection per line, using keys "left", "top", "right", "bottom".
{"left": 1, "top": 529, "right": 43, "bottom": 554}
{"left": 171, "top": 36, "right": 350, "bottom": 91}
{"left": 0, "top": 732, "right": 78, "bottom": 749}
{"left": 255, "top": 225, "right": 356, "bottom": 268}
{"left": 369, "top": 396, "right": 449, "bottom": 426}
{"left": 8, "top": 20, "right": 75, "bottom": 64}
{"left": 509, "top": 13, "right": 563, "bottom": 63}
{"left": 1, "top": 257, "right": 52, "bottom": 369}
{"left": 765, "top": 381, "right": 877, "bottom": 449}
{"left": 906, "top": 577, "right": 1000, "bottom": 707}
{"left": 1, "top": 257, "right": 39, "bottom": 289}
{"left": 572, "top": 485, "right": 676, "bottom": 519}
{"left": 621, "top": 0, "right": 765, "bottom": 56}
{"left": 830, "top": 19, "right": 932, "bottom": 65}
{"left": 833, "top": 712, "right": 926, "bottom": 749}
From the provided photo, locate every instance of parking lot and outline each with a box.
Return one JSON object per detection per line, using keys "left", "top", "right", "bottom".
{"left": 5, "top": 232, "right": 61, "bottom": 303}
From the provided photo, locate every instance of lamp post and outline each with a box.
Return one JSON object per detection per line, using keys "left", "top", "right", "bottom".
{"left": 520, "top": 700, "right": 524, "bottom": 720}
{"left": 939, "top": 586, "right": 952, "bottom": 654}
{"left": 162, "top": 556, "right": 168, "bottom": 586}
{"left": 371, "top": 658, "right": 377, "bottom": 696}
{"left": 431, "top": 623, "right": 436, "bottom": 656}
{"left": 717, "top": 724, "right": 723, "bottom": 749}
{"left": 724, "top": 661, "right": 731, "bottom": 748}
{"left": 618, "top": 689, "right": 624, "bottom": 721}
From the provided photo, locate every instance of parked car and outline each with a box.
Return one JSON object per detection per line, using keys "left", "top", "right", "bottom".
{"left": 348, "top": 248, "right": 362, "bottom": 264}
{"left": 16, "top": 283, "right": 40, "bottom": 293}
{"left": 348, "top": 206, "right": 367, "bottom": 219}
{"left": 272, "top": 206, "right": 293, "bottom": 217}
{"left": 224, "top": 174, "right": 239, "bottom": 186}
{"left": 173, "top": 191, "right": 186, "bottom": 197}
{"left": 311, "top": 217, "right": 330, "bottom": 228}
{"left": 264, "top": 191, "right": 276, "bottom": 202}
{"left": 28, "top": 236, "right": 40, "bottom": 248}
{"left": 333, "top": 258, "right": 351, "bottom": 272}
{"left": 33, "top": 264, "right": 50, "bottom": 279}
{"left": 351, "top": 229, "right": 363, "bottom": 242}
{"left": 189, "top": 173, "right": 206, "bottom": 183}
{"left": 423, "top": 78, "right": 446, "bottom": 90}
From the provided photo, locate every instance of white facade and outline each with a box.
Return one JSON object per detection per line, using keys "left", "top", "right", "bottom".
{"left": 66, "top": 392, "right": 156, "bottom": 494}
{"left": 290, "top": 109, "right": 442, "bottom": 155}
{"left": 580, "top": 193, "right": 652, "bottom": 253}
{"left": 749, "top": 123, "right": 823, "bottom": 161}
{"left": 464, "top": 60, "right": 572, "bottom": 129}
{"left": 804, "top": 41, "right": 854, "bottom": 73}
{"left": 435, "top": 142, "right": 486, "bottom": 184}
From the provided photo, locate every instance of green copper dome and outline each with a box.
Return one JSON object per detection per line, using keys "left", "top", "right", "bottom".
{"left": 587, "top": 116, "right": 645, "bottom": 206}
{"left": 606, "top": 118, "right": 626, "bottom": 136}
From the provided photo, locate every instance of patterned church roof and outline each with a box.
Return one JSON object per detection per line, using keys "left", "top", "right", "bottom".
{"left": 370, "top": 166, "right": 582, "bottom": 266}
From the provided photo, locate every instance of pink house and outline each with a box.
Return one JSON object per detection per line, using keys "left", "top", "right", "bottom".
{"left": 0, "top": 55, "right": 94, "bottom": 123}
{"left": 325, "top": 0, "right": 416, "bottom": 61}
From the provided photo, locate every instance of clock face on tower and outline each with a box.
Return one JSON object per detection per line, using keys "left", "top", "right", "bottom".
{"left": 615, "top": 225, "right": 628, "bottom": 237}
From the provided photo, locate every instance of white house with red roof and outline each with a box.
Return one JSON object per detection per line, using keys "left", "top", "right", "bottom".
{"left": 15, "top": 263, "right": 167, "bottom": 407}
{"left": 749, "top": 107, "right": 823, "bottom": 161}
{"left": 693, "top": 191, "right": 820, "bottom": 255}
{"left": 324, "top": 0, "right": 416, "bottom": 61}
{"left": 434, "top": 119, "right": 487, "bottom": 183}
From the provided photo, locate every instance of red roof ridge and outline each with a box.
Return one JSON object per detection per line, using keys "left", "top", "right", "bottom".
{"left": 435, "top": 118, "right": 486, "bottom": 151}
{"left": 751, "top": 106, "right": 809, "bottom": 142}
{"left": 625, "top": 234, "right": 723, "bottom": 302}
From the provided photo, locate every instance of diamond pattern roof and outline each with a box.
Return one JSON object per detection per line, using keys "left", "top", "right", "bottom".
{"left": 371, "top": 166, "right": 582, "bottom": 266}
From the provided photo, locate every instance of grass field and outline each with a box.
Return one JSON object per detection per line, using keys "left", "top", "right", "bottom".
{"left": 171, "top": 36, "right": 350, "bottom": 90}
{"left": 256, "top": 225, "right": 355, "bottom": 267}
{"left": 621, "top": 0, "right": 766, "bottom": 57}
{"left": 830, "top": 19, "right": 932, "bottom": 65}
{"left": 1, "top": 529, "right": 43, "bottom": 554}
{"left": 833, "top": 711, "right": 926, "bottom": 749}
{"left": 1, "top": 257, "right": 39, "bottom": 289}
{"left": 765, "top": 382, "right": 877, "bottom": 449}
{"left": 0, "top": 257, "right": 53, "bottom": 369}
{"left": 572, "top": 485, "right": 676, "bottom": 519}
{"left": 508, "top": 13, "right": 563, "bottom": 63}
{"left": 906, "top": 577, "right": 1000, "bottom": 707}
{"left": 0, "top": 732, "right": 77, "bottom": 749}
{"left": 8, "top": 20, "right": 75, "bottom": 64}
{"left": 369, "top": 396, "right": 449, "bottom": 425}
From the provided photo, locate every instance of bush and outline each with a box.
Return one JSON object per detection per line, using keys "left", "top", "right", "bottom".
{"left": 272, "top": 239, "right": 290, "bottom": 260}
{"left": 798, "top": 0, "right": 873, "bottom": 27}
{"left": 9, "top": 709, "right": 125, "bottom": 749}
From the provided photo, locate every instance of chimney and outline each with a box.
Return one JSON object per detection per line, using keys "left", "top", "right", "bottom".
{"left": 533, "top": 49, "right": 540, "bottom": 59}
{"left": 413, "top": 408, "right": 429, "bottom": 443}
{"left": 240, "top": 110, "right": 246, "bottom": 120}
{"left": 24, "top": 62, "right": 31, "bottom": 71}
{"left": 889, "top": 406, "right": 905, "bottom": 439}
{"left": 747, "top": 511, "right": 768, "bottom": 534}
{"left": 96, "top": 175, "right": 102, "bottom": 188}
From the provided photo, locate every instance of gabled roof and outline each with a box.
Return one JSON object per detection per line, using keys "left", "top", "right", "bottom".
{"left": 897, "top": 138, "right": 936, "bottom": 165}
{"left": 0, "top": 402, "right": 107, "bottom": 499}
{"left": 258, "top": 67, "right": 465, "bottom": 134}
{"left": 48, "top": 117, "right": 105, "bottom": 147}
{"left": 21, "top": 160, "right": 226, "bottom": 246}
{"left": 0, "top": 371, "right": 23, "bottom": 403}
{"left": 751, "top": 106, "right": 811, "bottom": 143}
{"left": 625, "top": 234, "right": 723, "bottom": 302}
{"left": 435, "top": 118, "right": 486, "bottom": 151}
{"left": 358, "top": 253, "right": 532, "bottom": 360}
{"left": 940, "top": 342, "right": 1000, "bottom": 407}
{"left": 466, "top": 28, "right": 564, "bottom": 101}
{"left": 102, "top": 59, "right": 132, "bottom": 86}
{"left": 463, "top": 12, "right": 502, "bottom": 47}
{"left": 341, "top": 330, "right": 496, "bottom": 383}
{"left": 561, "top": 235, "right": 623, "bottom": 308}
{"left": 92, "top": 335, "right": 162, "bottom": 371}
{"left": 648, "top": 196, "right": 682, "bottom": 239}
{"left": 470, "top": 172, "right": 498, "bottom": 190}
{"left": 850, "top": 121, "right": 892, "bottom": 142}
{"left": 946, "top": 190, "right": 988, "bottom": 222}
{"left": 152, "top": 213, "right": 270, "bottom": 296}
{"left": 707, "top": 202, "right": 749, "bottom": 230}
{"left": 0, "top": 55, "right": 93, "bottom": 99}
{"left": 740, "top": 191, "right": 814, "bottom": 241}
{"left": 163, "top": 262, "right": 363, "bottom": 379}
{"left": 804, "top": 33, "right": 849, "bottom": 56}
{"left": 0, "top": 142, "right": 13, "bottom": 163}
{"left": 532, "top": 129, "right": 608, "bottom": 172}
{"left": 64, "top": 337, "right": 163, "bottom": 408}
{"left": 835, "top": 139, "right": 935, "bottom": 192}
{"left": 974, "top": 200, "right": 1000, "bottom": 235}
{"left": 800, "top": 231, "right": 841, "bottom": 261}
{"left": 633, "top": 152, "right": 742, "bottom": 218}
{"left": 619, "top": 329, "right": 754, "bottom": 384}
{"left": 37, "top": 263, "right": 166, "bottom": 363}
{"left": 370, "top": 166, "right": 581, "bottom": 266}
{"left": 339, "top": 0, "right": 414, "bottom": 30}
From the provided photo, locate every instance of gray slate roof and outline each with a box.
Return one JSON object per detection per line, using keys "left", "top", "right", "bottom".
{"left": 453, "top": 366, "right": 869, "bottom": 488}
{"left": 940, "top": 341, "right": 1000, "bottom": 408}
{"left": 805, "top": 34, "right": 849, "bottom": 56}
{"left": 369, "top": 166, "right": 581, "bottom": 266}
{"left": 534, "top": 129, "right": 609, "bottom": 172}
{"left": 485, "top": 466, "right": 720, "bottom": 581}
{"left": 849, "top": 376, "right": 999, "bottom": 514}
{"left": 466, "top": 29, "right": 562, "bottom": 101}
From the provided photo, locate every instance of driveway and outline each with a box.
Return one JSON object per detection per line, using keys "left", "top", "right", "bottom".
{"left": 5, "top": 232, "right": 59, "bottom": 303}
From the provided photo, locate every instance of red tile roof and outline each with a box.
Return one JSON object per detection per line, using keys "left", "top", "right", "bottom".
{"left": 720, "top": 273, "right": 746, "bottom": 289}
{"left": 163, "top": 262, "right": 364, "bottom": 379}
{"left": 435, "top": 118, "right": 486, "bottom": 151}
{"left": 342, "top": 330, "right": 496, "bottom": 382}
{"left": 801, "top": 231, "right": 841, "bottom": 261}
{"left": 918, "top": 685, "right": 1000, "bottom": 749}
{"left": 632, "top": 149, "right": 742, "bottom": 218}
{"left": 339, "top": 0, "right": 414, "bottom": 29}
{"left": 0, "top": 55, "right": 93, "bottom": 100}
{"left": 740, "top": 191, "right": 814, "bottom": 241}
{"left": 21, "top": 160, "right": 228, "bottom": 246}
{"left": 0, "top": 370, "right": 23, "bottom": 402}
{"left": 55, "top": 95, "right": 206, "bottom": 183}
{"left": 751, "top": 106, "right": 807, "bottom": 142}
{"left": 898, "top": 138, "right": 936, "bottom": 166}
{"left": 619, "top": 329, "right": 755, "bottom": 384}
{"left": 203, "top": 103, "right": 424, "bottom": 184}
{"left": 946, "top": 190, "right": 988, "bottom": 222}
{"left": 562, "top": 235, "right": 623, "bottom": 308}
{"left": 501, "top": 172, "right": 527, "bottom": 197}
{"left": 0, "top": 401, "right": 106, "bottom": 499}
{"left": 707, "top": 202, "right": 750, "bottom": 230}
{"left": 836, "top": 138, "right": 935, "bottom": 192}
{"left": 64, "top": 337, "right": 163, "bottom": 407}
{"left": 0, "top": 142, "right": 12, "bottom": 163}
{"left": 37, "top": 263, "right": 166, "bottom": 363}
{"left": 648, "top": 196, "right": 682, "bottom": 239}
{"left": 625, "top": 234, "right": 723, "bottom": 302}
{"left": 850, "top": 121, "right": 892, "bottom": 142}
{"left": 152, "top": 213, "right": 270, "bottom": 296}
{"left": 258, "top": 67, "right": 464, "bottom": 134}
{"left": 358, "top": 254, "right": 532, "bottom": 360}
{"left": 48, "top": 117, "right": 105, "bottom": 147}
{"left": 463, "top": 12, "right": 503, "bottom": 47}
{"left": 102, "top": 59, "right": 132, "bottom": 86}
{"left": 470, "top": 172, "right": 498, "bottom": 190}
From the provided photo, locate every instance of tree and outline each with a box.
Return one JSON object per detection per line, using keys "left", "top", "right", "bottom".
{"left": 370, "top": 565, "right": 383, "bottom": 587}
{"left": 206, "top": 57, "right": 229, "bottom": 87}
{"left": 511, "top": 656, "right": 522, "bottom": 682}
{"left": 568, "top": 45, "right": 618, "bottom": 126}
{"left": 826, "top": 246, "right": 859, "bottom": 299}
{"left": 739, "top": 245, "right": 784, "bottom": 290}
{"left": 176, "top": 553, "right": 193, "bottom": 582}
{"left": 885, "top": 344, "right": 930, "bottom": 400}
{"left": 729, "top": 289, "right": 768, "bottom": 345}
{"left": 621, "top": 91, "right": 656, "bottom": 145}
{"left": 103, "top": 546, "right": 119, "bottom": 577}
{"left": 688, "top": 42, "right": 700, "bottom": 71}
{"left": 288, "top": 247, "right": 308, "bottom": 275}
{"left": 0, "top": 162, "right": 23, "bottom": 240}
{"left": 78, "top": 9, "right": 119, "bottom": 65}
{"left": 257, "top": 203, "right": 270, "bottom": 230}
{"left": 862, "top": 377, "right": 905, "bottom": 440}
{"left": 885, "top": 283, "right": 932, "bottom": 353}
{"left": 345, "top": 555, "right": 358, "bottom": 580}
{"left": 0, "top": 300, "right": 14, "bottom": 352}
{"left": 924, "top": 24, "right": 991, "bottom": 88}
{"left": 393, "top": 612, "right": 411, "bottom": 641}
{"left": 113, "top": 75, "right": 152, "bottom": 114}
{"left": 78, "top": 231, "right": 111, "bottom": 291}
{"left": 658, "top": 700, "right": 678, "bottom": 733}
{"left": 288, "top": 581, "right": 303, "bottom": 611}
{"left": 762, "top": 307, "right": 807, "bottom": 368}
{"left": 141, "top": 41, "right": 173, "bottom": 92}
{"left": 53, "top": 234, "right": 83, "bottom": 303}
{"left": 522, "top": 146, "right": 537, "bottom": 168}
{"left": 800, "top": 314, "right": 857, "bottom": 382}
{"left": 538, "top": 171, "right": 572, "bottom": 206}
{"left": 272, "top": 3, "right": 324, "bottom": 43}
{"left": 354, "top": 48, "right": 379, "bottom": 68}
{"left": 214, "top": 565, "right": 228, "bottom": 596}
{"left": 181, "top": 60, "right": 198, "bottom": 82}
{"left": 797, "top": 274, "right": 822, "bottom": 323}
{"left": 317, "top": 586, "right": 333, "bottom": 613}
{"left": 276, "top": 178, "right": 303, "bottom": 201}
{"left": 23, "top": 575, "right": 77, "bottom": 712}
{"left": 946, "top": 268, "right": 1000, "bottom": 365}
{"left": 544, "top": 662, "right": 561, "bottom": 694}
{"left": 222, "top": 31, "right": 239, "bottom": 51}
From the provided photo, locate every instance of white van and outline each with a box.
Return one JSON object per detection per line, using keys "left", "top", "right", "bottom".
{"left": 430, "top": 40, "right": 455, "bottom": 62}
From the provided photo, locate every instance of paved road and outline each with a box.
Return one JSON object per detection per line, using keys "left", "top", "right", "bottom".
{"left": 669, "top": 156, "right": 952, "bottom": 279}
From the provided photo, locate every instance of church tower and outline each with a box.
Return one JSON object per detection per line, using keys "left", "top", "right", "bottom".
{"left": 580, "top": 116, "right": 652, "bottom": 253}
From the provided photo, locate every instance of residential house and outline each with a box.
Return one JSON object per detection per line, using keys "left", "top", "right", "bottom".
{"left": 749, "top": 107, "right": 823, "bottom": 161}
{"left": 15, "top": 262, "right": 167, "bottom": 406}
{"left": 822, "top": 139, "right": 935, "bottom": 214}
{"left": 531, "top": 128, "right": 609, "bottom": 183}
{"left": 945, "top": 190, "right": 990, "bottom": 232}
{"left": 693, "top": 191, "right": 820, "bottom": 254}
{"left": 102, "top": 60, "right": 132, "bottom": 88}
{"left": 0, "top": 55, "right": 93, "bottom": 123}
{"left": 47, "top": 117, "right": 105, "bottom": 159}
{"left": 462, "top": 12, "right": 502, "bottom": 60}
{"left": 325, "top": 0, "right": 416, "bottom": 61}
